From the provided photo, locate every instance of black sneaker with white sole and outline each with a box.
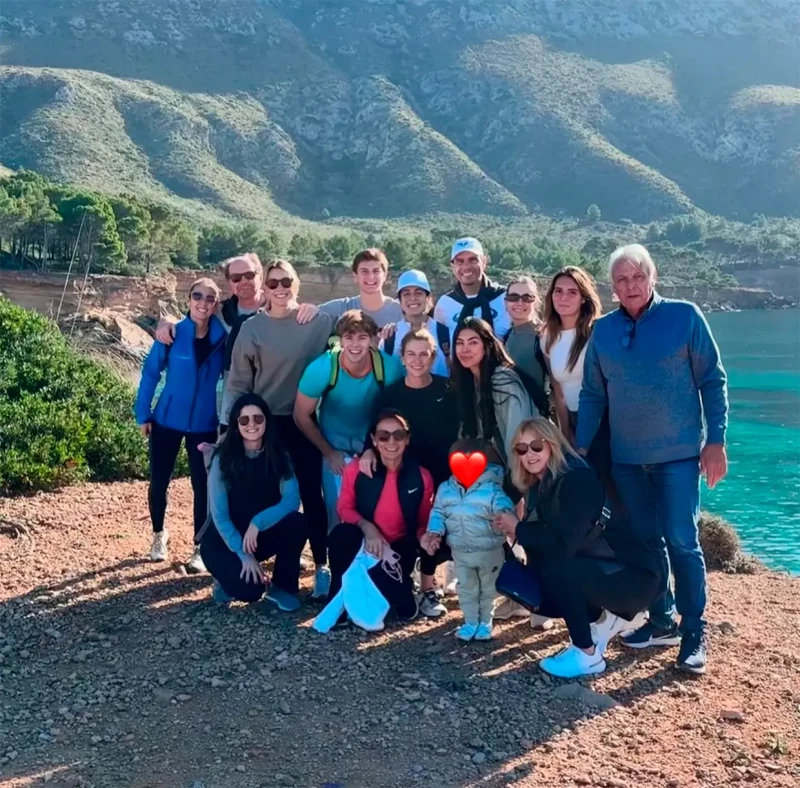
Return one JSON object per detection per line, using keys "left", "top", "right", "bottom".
{"left": 676, "top": 630, "right": 707, "bottom": 675}
{"left": 621, "top": 621, "right": 681, "bottom": 649}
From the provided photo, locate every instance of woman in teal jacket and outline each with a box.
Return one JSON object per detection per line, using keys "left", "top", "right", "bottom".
{"left": 135, "top": 277, "right": 227, "bottom": 569}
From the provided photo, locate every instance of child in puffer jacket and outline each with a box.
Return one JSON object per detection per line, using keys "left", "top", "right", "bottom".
{"left": 421, "top": 440, "right": 515, "bottom": 641}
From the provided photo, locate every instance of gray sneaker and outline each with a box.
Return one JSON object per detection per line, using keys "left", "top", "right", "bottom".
{"left": 265, "top": 586, "right": 301, "bottom": 612}
{"left": 185, "top": 547, "right": 206, "bottom": 575}
{"left": 211, "top": 581, "right": 232, "bottom": 606}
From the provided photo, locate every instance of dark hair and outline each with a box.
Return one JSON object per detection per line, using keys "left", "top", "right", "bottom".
{"left": 352, "top": 248, "right": 389, "bottom": 273}
{"left": 336, "top": 309, "right": 379, "bottom": 338}
{"left": 369, "top": 408, "right": 411, "bottom": 437}
{"left": 216, "top": 394, "right": 291, "bottom": 484}
{"left": 451, "top": 317, "right": 525, "bottom": 445}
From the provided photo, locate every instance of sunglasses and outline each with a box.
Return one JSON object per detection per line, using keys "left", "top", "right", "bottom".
{"left": 374, "top": 429, "right": 409, "bottom": 443}
{"left": 266, "top": 277, "right": 293, "bottom": 290}
{"left": 191, "top": 291, "right": 217, "bottom": 305}
{"left": 237, "top": 413, "right": 266, "bottom": 427}
{"left": 513, "top": 440, "right": 546, "bottom": 456}
{"left": 505, "top": 293, "right": 536, "bottom": 304}
{"left": 229, "top": 271, "right": 257, "bottom": 283}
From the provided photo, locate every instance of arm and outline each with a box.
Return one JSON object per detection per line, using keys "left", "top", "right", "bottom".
{"left": 689, "top": 306, "right": 728, "bottom": 446}
{"left": 134, "top": 341, "right": 168, "bottom": 425}
{"left": 574, "top": 336, "right": 606, "bottom": 453}
{"left": 208, "top": 456, "right": 246, "bottom": 561}
{"left": 490, "top": 485, "right": 516, "bottom": 516}
{"left": 221, "top": 327, "right": 256, "bottom": 426}
{"left": 415, "top": 469, "right": 436, "bottom": 539}
{"left": 294, "top": 392, "right": 335, "bottom": 459}
{"left": 318, "top": 298, "right": 348, "bottom": 320}
{"left": 426, "top": 485, "right": 449, "bottom": 536}
{"left": 250, "top": 475, "right": 301, "bottom": 532}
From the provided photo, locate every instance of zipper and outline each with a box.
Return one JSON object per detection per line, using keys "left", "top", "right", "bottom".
{"left": 187, "top": 328, "right": 225, "bottom": 430}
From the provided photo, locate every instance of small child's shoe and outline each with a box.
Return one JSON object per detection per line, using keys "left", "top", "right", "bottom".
{"left": 474, "top": 622, "right": 493, "bottom": 641}
{"left": 456, "top": 622, "right": 478, "bottom": 641}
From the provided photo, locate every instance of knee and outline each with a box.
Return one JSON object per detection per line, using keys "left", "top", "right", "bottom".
{"left": 236, "top": 582, "right": 265, "bottom": 604}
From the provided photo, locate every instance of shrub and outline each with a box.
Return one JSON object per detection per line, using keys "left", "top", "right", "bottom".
{"left": 699, "top": 511, "right": 763, "bottom": 574}
{"left": 0, "top": 296, "right": 149, "bottom": 494}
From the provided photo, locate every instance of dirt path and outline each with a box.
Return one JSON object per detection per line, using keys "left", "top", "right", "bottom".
{"left": 1, "top": 481, "right": 798, "bottom": 788}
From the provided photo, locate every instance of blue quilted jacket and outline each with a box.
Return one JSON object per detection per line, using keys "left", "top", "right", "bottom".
{"left": 427, "top": 464, "right": 514, "bottom": 553}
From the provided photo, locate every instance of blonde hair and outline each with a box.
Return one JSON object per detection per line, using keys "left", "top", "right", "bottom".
{"left": 265, "top": 258, "right": 300, "bottom": 294}
{"left": 509, "top": 417, "right": 582, "bottom": 492}
{"left": 506, "top": 275, "right": 542, "bottom": 326}
{"left": 400, "top": 327, "right": 437, "bottom": 355}
{"left": 222, "top": 252, "right": 263, "bottom": 279}
{"left": 189, "top": 277, "right": 221, "bottom": 300}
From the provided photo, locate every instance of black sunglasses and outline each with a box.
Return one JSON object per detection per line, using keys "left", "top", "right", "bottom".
{"left": 191, "top": 291, "right": 217, "bottom": 305}
{"left": 229, "top": 271, "right": 257, "bottom": 283}
{"left": 513, "top": 440, "right": 546, "bottom": 456}
{"left": 237, "top": 413, "right": 266, "bottom": 426}
{"left": 266, "top": 277, "right": 293, "bottom": 290}
{"left": 505, "top": 293, "right": 536, "bottom": 304}
{"left": 374, "top": 428, "right": 409, "bottom": 443}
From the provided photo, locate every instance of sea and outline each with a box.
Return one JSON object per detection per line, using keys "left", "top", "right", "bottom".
{"left": 704, "top": 308, "right": 800, "bottom": 574}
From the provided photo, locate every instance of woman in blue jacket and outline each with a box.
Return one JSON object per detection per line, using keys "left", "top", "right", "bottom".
{"left": 135, "top": 277, "right": 227, "bottom": 568}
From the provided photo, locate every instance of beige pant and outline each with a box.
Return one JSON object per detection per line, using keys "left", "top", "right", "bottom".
{"left": 451, "top": 546, "right": 505, "bottom": 625}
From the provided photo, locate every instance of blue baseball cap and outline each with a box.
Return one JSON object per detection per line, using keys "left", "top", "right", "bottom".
{"left": 450, "top": 237, "right": 485, "bottom": 260}
{"left": 397, "top": 269, "right": 432, "bottom": 294}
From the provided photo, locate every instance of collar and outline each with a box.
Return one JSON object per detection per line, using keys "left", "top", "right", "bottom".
{"left": 619, "top": 291, "right": 662, "bottom": 322}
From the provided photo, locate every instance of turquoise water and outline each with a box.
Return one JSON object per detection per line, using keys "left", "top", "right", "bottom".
{"left": 704, "top": 309, "right": 800, "bottom": 574}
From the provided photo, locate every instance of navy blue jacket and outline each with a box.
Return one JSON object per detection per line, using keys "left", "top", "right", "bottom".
{"left": 135, "top": 316, "right": 226, "bottom": 433}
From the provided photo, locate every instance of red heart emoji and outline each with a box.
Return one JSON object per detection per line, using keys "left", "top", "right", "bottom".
{"left": 449, "top": 451, "right": 487, "bottom": 488}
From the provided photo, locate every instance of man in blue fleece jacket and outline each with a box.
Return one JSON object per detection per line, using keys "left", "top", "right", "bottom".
{"left": 577, "top": 244, "right": 728, "bottom": 676}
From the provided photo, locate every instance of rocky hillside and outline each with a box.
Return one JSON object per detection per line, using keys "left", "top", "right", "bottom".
{"left": 1, "top": 0, "right": 798, "bottom": 224}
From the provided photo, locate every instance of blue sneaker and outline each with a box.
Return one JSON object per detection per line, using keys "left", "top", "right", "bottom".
{"left": 211, "top": 581, "right": 232, "bottom": 606}
{"left": 265, "top": 586, "right": 301, "bottom": 612}
{"left": 676, "top": 630, "right": 707, "bottom": 675}
{"left": 456, "top": 623, "right": 478, "bottom": 641}
{"left": 622, "top": 621, "right": 681, "bottom": 649}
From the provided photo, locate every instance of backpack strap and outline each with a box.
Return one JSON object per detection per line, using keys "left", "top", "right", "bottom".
{"left": 321, "top": 348, "right": 342, "bottom": 402}
{"left": 384, "top": 333, "right": 396, "bottom": 357}
{"left": 436, "top": 321, "right": 451, "bottom": 357}
{"left": 370, "top": 348, "right": 385, "bottom": 388}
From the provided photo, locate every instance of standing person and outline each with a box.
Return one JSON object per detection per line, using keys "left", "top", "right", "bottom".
{"left": 493, "top": 418, "right": 661, "bottom": 678}
{"left": 328, "top": 410, "right": 435, "bottom": 623}
{"left": 201, "top": 394, "right": 307, "bottom": 609}
{"left": 358, "top": 328, "right": 460, "bottom": 617}
{"left": 135, "top": 278, "right": 226, "bottom": 568}
{"left": 577, "top": 244, "right": 729, "bottom": 674}
{"left": 503, "top": 275, "right": 547, "bottom": 395}
{"left": 433, "top": 237, "right": 510, "bottom": 355}
{"left": 293, "top": 310, "right": 405, "bottom": 575}
{"left": 451, "top": 317, "right": 538, "bottom": 465}
{"left": 297, "top": 248, "right": 403, "bottom": 328}
{"left": 222, "top": 259, "right": 335, "bottom": 598}
{"left": 381, "top": 270, "right": 449, "bottom": 377}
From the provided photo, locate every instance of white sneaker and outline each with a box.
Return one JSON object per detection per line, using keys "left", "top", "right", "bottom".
{"left": 591, "top": 610, "right": 634, "bottom": 655}
{"left": 312, "top": 566, "right": 331, "bottom": 599}
{"left": 530, "top": 613, "right": 555, "bottom": 631}
{"left": 620, "top": 610, "right": 648, "bottom": 636}
{"left": 419, "top": 590, "right": 447, "bottom": 618}
{"left": 185, "top": 547, "right": 206, "bottom": 574}
{"left": 493, "top": 597, "right": 529, "bottom": 621}
{"left": 150, "top": 530, "right": 169, "bottom": 562}
{"left": 540, "top": 645, "right": 606, "bottom": 679}
{"left": 443, "top": 561, "right": 458, "bottom": 596}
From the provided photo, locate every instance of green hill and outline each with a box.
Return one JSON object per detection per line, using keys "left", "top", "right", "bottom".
{"left": 1, "top": 0, "right": 798, "bottom": 224}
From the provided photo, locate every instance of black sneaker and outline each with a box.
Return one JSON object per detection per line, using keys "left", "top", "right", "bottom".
{"left": 621, "top": 621, "right": 681, "bottom": 649}
{"left": 676, "top": 630, "right": 707, "bottom": 675}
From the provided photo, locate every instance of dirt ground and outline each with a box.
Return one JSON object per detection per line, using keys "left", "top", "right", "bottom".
{"left": 1, "top": 480, "right": 798, "bottom": 788}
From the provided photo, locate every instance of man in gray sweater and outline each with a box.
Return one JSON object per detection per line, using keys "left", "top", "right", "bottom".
{"left": 577, "top": 244, "right": 729, "bottom": 675}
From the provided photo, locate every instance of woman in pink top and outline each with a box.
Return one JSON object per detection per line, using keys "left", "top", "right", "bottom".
{"left": 328, "top": 409, "right": 434, "bottom": 621}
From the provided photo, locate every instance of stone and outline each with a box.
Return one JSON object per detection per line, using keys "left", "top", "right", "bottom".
{"left": 551, "top": 683, "right": 618, "bottom": 710}
{"left": 721, "top": 709, "right": 746, "bottom": 723}
{"left": 472, "top": 752, "right": 486, "bottom": 765}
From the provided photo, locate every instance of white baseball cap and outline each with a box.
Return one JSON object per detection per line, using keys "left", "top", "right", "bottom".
{"left": 397, "top": 269, "right": 432, "bottom": 294}
{"left": 450, "top": 237, "right": 485, "bottom": 260}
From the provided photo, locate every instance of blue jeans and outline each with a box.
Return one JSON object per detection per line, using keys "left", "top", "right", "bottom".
{"left": 612, "top": 457, "right": 707, "bottom": 633}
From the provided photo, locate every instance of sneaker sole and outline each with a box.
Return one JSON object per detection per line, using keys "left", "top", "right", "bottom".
{"left": 420, "top": 608, "right": 446, "bottom": 619}
{"left": 455, "top": 634, "right": 475, "bottom": 641}
{"left": 264, "top": 594, "right": 300, "bottom": 613}
{"left": 184, "top": 562, "right": 205, "bottom": 575}
{"left": 622, "top": 636, "right": 682, "bottom": 649}
{"left": 540, "top": 659, "right": 606, "bottom": 678}
{"left": 474, "top": 634, "right": 493, "bottom": 641}
{"left": 676, "top": 661, "right": 707, "bottom": 675}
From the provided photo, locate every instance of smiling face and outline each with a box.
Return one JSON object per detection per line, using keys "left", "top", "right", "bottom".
{"left": 265, "top": 265, "right": 297, "bottom": 308}
{"left": 226, "top": 257, "right": 262, "bottom": 303}
{"left": 514, "top": 428, "right": 552, "bottom": 477}
{"left": 451, "top": 251, "right": 486, "bottom": 288}
{"left": 552, "top": 275, "right": 584, "bottom": 322}
{"left": 341, "top": 330, "right": 374, "bottom": 366}
{"left": 188, "top": 285, "right": 218, "bottom": 322}
{"left": 399, "top": 286, "right": 430, "bottom": 319}
{"left": 372, "top": 415, "right": 410, "bottom": 466}
{"left": 505, "top": 281, "right": 537, "bottom": 323}
{"left": 355, "top": 260, "right": 387, "bottom": 296}
{"left": 612, "top": 258, "right": 655, "bottom": 317}
{"left": 402, "top": 337, "right": 435, "bottom": 379}
{"left": 454, "top": 328, "right": 486, "bottom": 370}
{"left": 237, "top": 404, "right": 267, "bottom": 444}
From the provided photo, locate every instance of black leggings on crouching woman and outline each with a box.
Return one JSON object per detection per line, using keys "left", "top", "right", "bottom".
{"left": 534, "top": 556, "right": 659, "bottom": 650}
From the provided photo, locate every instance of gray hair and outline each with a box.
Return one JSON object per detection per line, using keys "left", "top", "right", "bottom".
{"left": 608, "top": 244, "right": 656, "bottom": 281}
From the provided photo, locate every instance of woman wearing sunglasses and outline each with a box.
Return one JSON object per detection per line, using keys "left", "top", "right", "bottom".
{"left": 502, "top": 276, "right": 548, "bottom": 399}
{"left": 493, "top": 418, "right": 661, "bottom": 679}
{"left": 200, "top": 393, "right": 308, "bottom": 608}
{"left": 327, "top": 409, "right": 435, "bottom": 623}
{"left": 223, "top": 259, "right": 335, "bottom": 597}
{"left": 135, "top": 278, "right": 227, "bottom": 567}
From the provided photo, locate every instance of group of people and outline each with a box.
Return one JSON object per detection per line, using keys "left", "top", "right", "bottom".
{"left": 135, "top": 237, "right": 729, "bottom": 679}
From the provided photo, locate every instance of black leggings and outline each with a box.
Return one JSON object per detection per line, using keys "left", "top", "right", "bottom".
{"left": 419, "top": 542, "right": 452, "bottom": 577}
{"left": 148, "top": 422, "right": 217, "bottom": 535}
{"left": 569, "top": 410, "right": 619, "bottom": 508}
{"left": 273, "top": 415, "right": 327, "bottom": 566}
{"left": 200, "top": 511, "right": 308, "bottom": 602}
{"left": 534, "top": 555, "right": 660, "bottom": 649}
{"left": 328, "top": 523, "right": 418, "bottom": 619}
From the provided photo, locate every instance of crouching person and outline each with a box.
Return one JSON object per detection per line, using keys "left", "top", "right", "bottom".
{"left": 201, "top": 394, "right": 307, "bottom": 611}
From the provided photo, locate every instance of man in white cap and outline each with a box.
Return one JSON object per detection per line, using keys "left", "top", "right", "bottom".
{"left": 381, "top": 269, "right": 449, "bottom": 376}
{"left": 433, "top": 237, "right": 510, "bottom": 354}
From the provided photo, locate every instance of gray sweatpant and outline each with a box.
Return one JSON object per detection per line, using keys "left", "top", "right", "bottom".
{"left": 451, "top": 546, "right": 505, "bottom": 625}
